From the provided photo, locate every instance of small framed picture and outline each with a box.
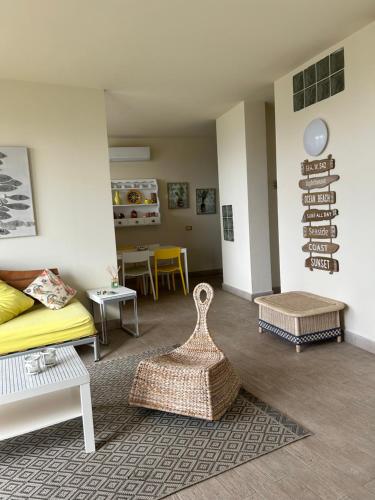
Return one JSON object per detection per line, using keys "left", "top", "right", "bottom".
{"left": 167, "top": 182, "right": 189, "bottom": 209}
{"left": 196, "top": 188, "right": 216, "bottom": 215}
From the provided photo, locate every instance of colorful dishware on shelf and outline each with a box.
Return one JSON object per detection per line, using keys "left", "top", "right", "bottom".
{"left": 127, "top": 190, "right": 143, "bottom": 204}
{"left": 112, "top": 179, "right": 160, "bottom": 226}
{"left": 113, "top": 190, "right": 122, "bottom": 205}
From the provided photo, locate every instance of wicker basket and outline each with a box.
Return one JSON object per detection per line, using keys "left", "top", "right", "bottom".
{"left": 129, "top": 283, "right": 241, "bottom": 420}
{"left": 255, "top": 291, "right": 345, "bottom": 352}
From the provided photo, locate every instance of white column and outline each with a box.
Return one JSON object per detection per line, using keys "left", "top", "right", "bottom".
{"left": 244, "top": 101, "right": 273, "bottom": 295}
{"left": 216, "top": 101, "right": 272, "bottom": 299}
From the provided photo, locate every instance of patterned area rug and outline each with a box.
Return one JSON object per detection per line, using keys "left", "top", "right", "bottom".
{"left": 0, "top": 347, "right": 311, "bottom": 499}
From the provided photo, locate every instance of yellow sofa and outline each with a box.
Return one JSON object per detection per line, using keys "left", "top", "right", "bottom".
{"left": 0, "top": 269, "right": 99, "bottom": 361}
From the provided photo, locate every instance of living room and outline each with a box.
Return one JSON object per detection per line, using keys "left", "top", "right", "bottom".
{"left": 1, "top": 1, "right": 375, "bottom": 499}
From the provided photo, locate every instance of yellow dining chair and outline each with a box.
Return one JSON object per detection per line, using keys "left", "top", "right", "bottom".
{"left": 154, "top": 247, "right": 187, "bottom": 300}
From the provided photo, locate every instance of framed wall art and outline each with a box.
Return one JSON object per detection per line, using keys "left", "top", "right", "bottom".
{"left": 0, "top": 146, "right": 36, "bottom": 239}
{"left": 196, "top": 188, "right": 216, "bottom": 215}
{"left": 167, "top": 182, "right": 189, "bottom": 209}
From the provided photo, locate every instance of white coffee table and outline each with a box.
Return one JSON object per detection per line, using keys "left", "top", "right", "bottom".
{"left": 86, "top": 286, "right": 139, "bottom": 345}
{"left": 0, "top": 346, "right": 95, "bottom": 453}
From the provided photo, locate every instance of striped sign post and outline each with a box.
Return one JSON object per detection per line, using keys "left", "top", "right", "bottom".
{"left": 299, "top": 175, "right": 339, "bottom": 191}
{"left": 303, "top": 225, "right": 337, "bottom": 239}
{"left": 299, "top": 154, "right": 339, "bottom": 273}
{"left": 302, "top": 242, "right": 340, "bottom": 254}
{"left": 302, "top": 209, "right": 338, "bottom": 223}
{"left": 302, "top": 191, "right": 336, "bottom": 206}
{"left": 305, "top": 257, "right": 339, "bottom": 273}
{"left": 301, "top": 155, "right": 335, "bottom": 175}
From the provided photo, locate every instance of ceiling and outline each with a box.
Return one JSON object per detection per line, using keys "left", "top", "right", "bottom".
{"left": 1, "top": 0, "right": 375, "bottom": 137}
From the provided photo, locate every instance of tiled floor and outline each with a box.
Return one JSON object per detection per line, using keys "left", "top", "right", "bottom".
{"left": 80, "top": 278, "right": 375, "bottom": 499}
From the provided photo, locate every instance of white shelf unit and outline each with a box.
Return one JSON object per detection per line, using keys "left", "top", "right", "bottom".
{"left": 112, "top": 178, "right": 161, "bottom": 227}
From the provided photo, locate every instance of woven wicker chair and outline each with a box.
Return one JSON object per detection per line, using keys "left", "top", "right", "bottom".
{"left": 129, "top": 283, "right": 241, "bottom": 420}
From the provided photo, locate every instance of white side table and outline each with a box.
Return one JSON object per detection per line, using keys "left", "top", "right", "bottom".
{"left": 0, "top": 346, "right": 95, "bottom": 453}
{"left": 86, "top": 286, "right": 139, "bottom": 345}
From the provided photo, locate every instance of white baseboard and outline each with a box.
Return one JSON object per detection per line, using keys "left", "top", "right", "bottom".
{"left": 222, "top": 283, "right": 273, "bottom": 302}
{"left": 344, "top": 330, "right": 375, "bottom": 355}
{"left": 252, "top": 290, "right": 274, "bottom": 300}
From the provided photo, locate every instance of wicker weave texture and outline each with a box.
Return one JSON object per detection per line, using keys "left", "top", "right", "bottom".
{"left": 298, "top": 311, "right": 339, "bottom": 335}
{"left": 260, "top": 306, "right": 296, "bottom": 334}
{"left": 129, "top": 283, "right": 241, "bottom": 420}
{"left": 259, "top": 306, "right": 339, "bottom": 336}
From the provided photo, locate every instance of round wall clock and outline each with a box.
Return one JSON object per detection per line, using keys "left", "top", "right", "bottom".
{"left": 126, "top": 190, "right": 143, "bottom": 204}
{"left": 303, "top": 118, "right": 329, "bottom": 156}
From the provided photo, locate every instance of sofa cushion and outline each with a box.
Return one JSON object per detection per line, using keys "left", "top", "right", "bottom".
{"left": 0, "top": 299, "right": 96, "bottom": 356}
{"left": 24, "top": 269, "right": 76, "bottom": 310}
{"left": 0, "top": 268, "right": 59, "bottom": 291}
{"left": 0, "top": 280, "right": 34, "bottom": 325}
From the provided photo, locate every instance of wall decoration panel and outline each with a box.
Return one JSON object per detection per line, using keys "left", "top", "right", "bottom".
{"left": 0, "top": 147, "right": 36, "bottom": 239}
{"left": 293, "top": 48, "right": 345, "bottom": 112}
{"left": 222, "top": 205, "right": 234, "bottom": 242}
{"left": 300, "top": 154, "right": 340, "bottom": 273}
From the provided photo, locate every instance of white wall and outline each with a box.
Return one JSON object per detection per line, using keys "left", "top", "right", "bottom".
{"left": 109, "top": 137, "right": 222, "bottom": 272}
{"left": 0, "top": 80, "right": 117, "bottom": 302}
{"left": 216, "top": 101, "right": 272, "bottom": 298}
{"left": 274, "top": 21, "right": 375, "bottom": 347}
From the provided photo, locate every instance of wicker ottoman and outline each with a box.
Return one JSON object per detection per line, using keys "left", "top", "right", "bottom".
{"left": 254, "top": 291, "right": 345, "bottom": 352}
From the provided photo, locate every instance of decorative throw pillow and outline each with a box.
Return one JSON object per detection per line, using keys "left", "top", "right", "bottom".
{"left": 0, "top": 280, "right": 34, "bottom": 325}
{"left": 24, "top": 269, "right": 77, "bottom": 310}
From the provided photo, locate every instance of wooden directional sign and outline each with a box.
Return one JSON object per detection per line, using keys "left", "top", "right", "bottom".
{"left": 305, "top": 256, "right": 339, "bottom": 273}
{"left": 301, "top": 155, "right": 335, "bottom": 175}
{"left": 302, "top": 208, "right": 338, "bottom": 222}
{"left": 302, "top": 241, "right": 340, "bottom": 254}
{"left": 303, "top": 225, "right": 337, "bottom": 239}
{"left": 302, "top": 191, "right": 336, "bottom": 206}
{"left": 299, "top": 175, "right": 339, "bottom": 191}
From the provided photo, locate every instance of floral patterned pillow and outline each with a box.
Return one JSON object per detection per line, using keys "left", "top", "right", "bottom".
{"left": 24, "top": 269, "right": 76, "bottom": 310}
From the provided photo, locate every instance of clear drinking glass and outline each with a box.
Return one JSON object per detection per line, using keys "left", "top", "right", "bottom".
{"left": 25, "top": 354, "right": 42, "bottom": 375}
{"left": 40, "top": 348, "right": 57, "bottom": 367}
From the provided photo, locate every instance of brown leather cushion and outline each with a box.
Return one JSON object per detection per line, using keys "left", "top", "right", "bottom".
{"left": 0, "top": 269, "right": 59, "bottom": 291}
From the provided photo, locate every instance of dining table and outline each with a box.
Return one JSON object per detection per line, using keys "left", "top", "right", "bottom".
{"left": 117, "top": 245, "right": 189, "bottom": 293}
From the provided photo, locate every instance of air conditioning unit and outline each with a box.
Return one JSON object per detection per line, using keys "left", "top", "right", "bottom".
{"left": 109, "top": 146, "right": 150, "bottom": 162}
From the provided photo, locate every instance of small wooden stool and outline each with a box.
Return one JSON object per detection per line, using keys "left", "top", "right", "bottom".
{"left": 254, "top": 291, "right": 345, "bottom": 352}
